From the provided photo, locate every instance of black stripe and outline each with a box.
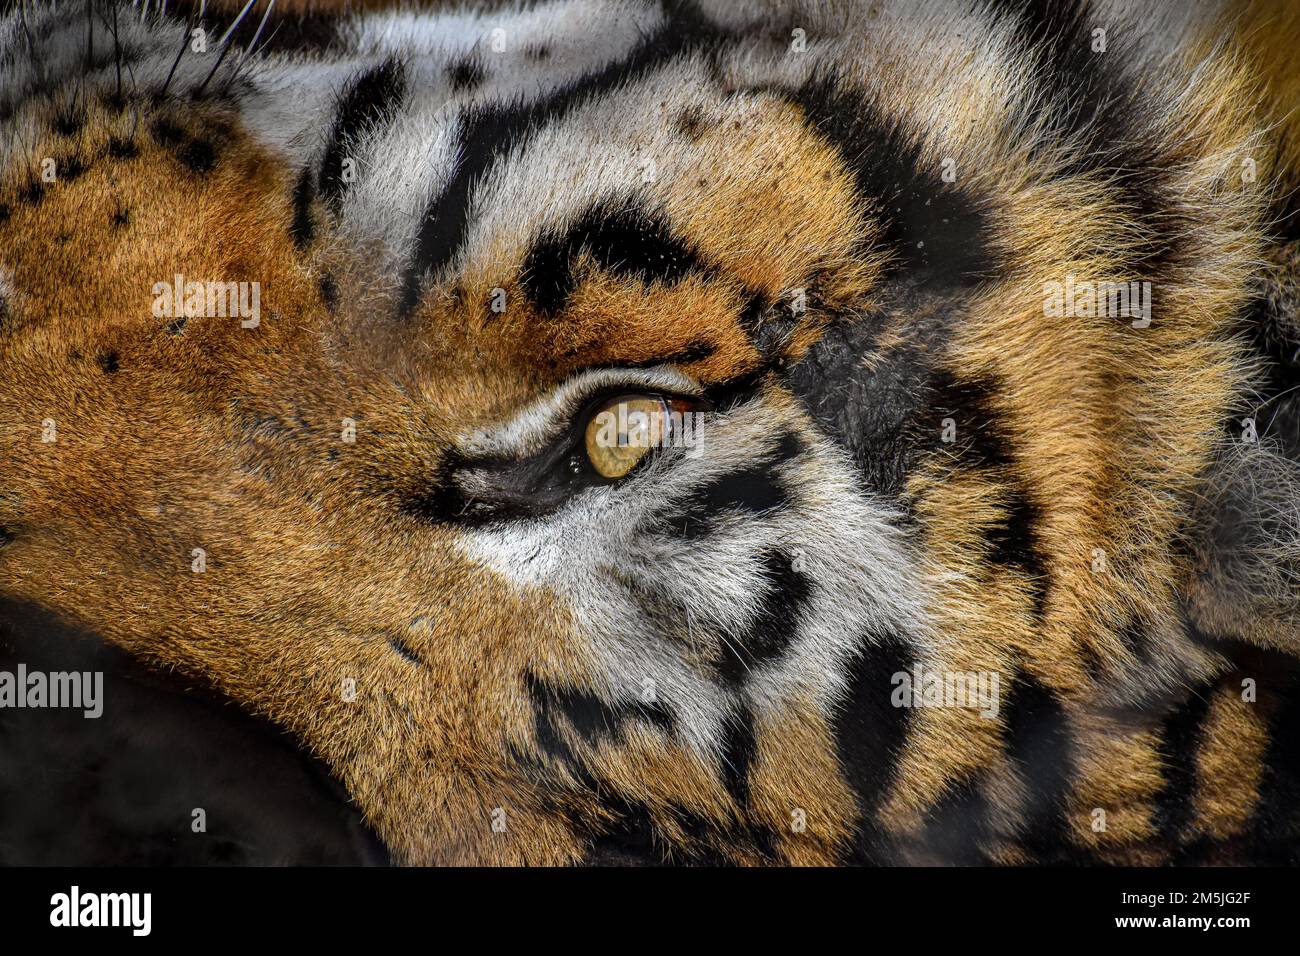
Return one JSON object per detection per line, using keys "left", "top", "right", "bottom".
{"left": 915, "top": 777, "right": 992, "bottom": 865}
{"left": 738, "top": 293, "right": 805, "bottom": 361}
{"left": 784, "top": 77, "right": 995, "bottom": 288}
{"left": 290, "top": 166, "right": 316, "bottom": 249}
{"left": 1003, "top": 668, "right": 1074, "bottom": 858}
{"left": 831, "top": 633, "right": 915, "bottom": 864}
{"left": 581, "top": 795, "right": 668, "bottom": 865}
{"left": 1229, "top": 251, "right": 1300, "bottom": 459}
{"left": 1252, "top": 679, "right": 1300, "bottom": 860}
{"left": 1115, "top": 618, "right": 1149, "bottom": 663}
{"left": 987, "top": 0, "right": 1186, "bottom": 276}
{"left": 719, "top": 708, "right": 757, "bottom": 808}
{"left": 556, "top": 748, "right": 774, "bottom": 865}
{"left": 163, "top": 1, "right": 345, "bottom": 54}
{"left": 671, "top": 431, "right": 800, "bottom": 540}
{"left": 1184, "top": 638, "right": 1300, "bottom": 860}
{"left": 987, "top": 0, "right": 1124, "bottom": 144}
{"left": 581, "top": 791, "right": 740, "bottom": 866}
{"left": 520, "top": 205, "right": 705, "bottom": 317}
{"left": 318, "top": 59, "right": 406, "bottom": 208}
{"left": 925, "top": 371, "right": 1013, "bottom": 470}
{"left": 594, "top": 340, "right": 717, "bottom": 371}
{"left": 987, "top": 483, "right": 1046, "bottom": 590}
{"left": 717, "top": 549, "right": 810, "bottom": 686}
{"left": 397, "top": 0, "right": 729, "bottom": 315}
{"left": 526, "top": 673, "right": 674, "bottom": 759}
{"left": 1152, "top": 684, "right": 1212, "bottom": 844}
{"left": 318, "top": 272, "right": 339, "bottom": 312}
{"left": 527, "top": 688, "right": 774, "bottom": 864}
{"left": 386, "top": 635, "right": 420, "bottom": 665}
{"left": 987, "top": 485, "right": 1039, "bottom": 567}
{"left": 925, "top": 372, "right": 1049, "bottom": 610}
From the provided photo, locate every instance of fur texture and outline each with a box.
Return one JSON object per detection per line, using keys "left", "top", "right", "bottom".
{"left": 2, "top": 0, "right": 1300, "bottom": 864}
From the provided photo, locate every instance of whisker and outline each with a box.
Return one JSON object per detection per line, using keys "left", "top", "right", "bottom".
{"left": 157, "top": 0, "right": 205, "bottom": 99}
{"left": 194, "top": 0, "right": 258, "bottom": 97}
{"left": 85, "top": 0, "right": 94, "bottom": 74}
{"left": 112, "top": 0, "right": 123, "bottom": 103}
{"left": 222, "top": 0, "right": 276, "bottom": 94}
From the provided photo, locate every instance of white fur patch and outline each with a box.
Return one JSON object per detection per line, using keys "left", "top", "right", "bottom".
{"left": 455, "top": 384, "right": 936, "bottom": 757}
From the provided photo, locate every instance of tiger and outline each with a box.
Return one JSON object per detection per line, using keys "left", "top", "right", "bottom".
{"left": 1, "top": 0, "right": 1299, "bottom": 867}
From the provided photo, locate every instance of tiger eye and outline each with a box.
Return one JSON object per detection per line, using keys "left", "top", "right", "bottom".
{"left": 584, "top": 395, "right": 670, "bottom": 479}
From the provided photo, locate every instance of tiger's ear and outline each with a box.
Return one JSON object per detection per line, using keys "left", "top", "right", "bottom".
{"left": 1183, "top": 240, "right": 1300, "bottom": 654}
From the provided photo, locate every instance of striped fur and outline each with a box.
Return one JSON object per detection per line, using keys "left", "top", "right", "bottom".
{"left": 1, "top": 0, "right": 1299, "bottom": 864}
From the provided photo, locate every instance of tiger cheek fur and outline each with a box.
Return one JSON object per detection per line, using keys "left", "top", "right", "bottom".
{"left": 2, "top": 0, "right": 1300, "bottom": 866}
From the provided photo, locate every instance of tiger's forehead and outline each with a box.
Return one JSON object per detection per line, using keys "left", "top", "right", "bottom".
{"left": 0, "top": 2, "right": 1001, "bottom": 442}
{"left": 382, "top": 65, "right": 914, "bottom": 428}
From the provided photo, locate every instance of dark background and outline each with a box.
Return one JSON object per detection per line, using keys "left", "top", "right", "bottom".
{"left": 0, "top": 599, "right": 387, "bottom": 865}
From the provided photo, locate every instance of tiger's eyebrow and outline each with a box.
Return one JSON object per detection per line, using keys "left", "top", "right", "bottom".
{"left": 458, "top": 365, "right": 703, "bottom": 460}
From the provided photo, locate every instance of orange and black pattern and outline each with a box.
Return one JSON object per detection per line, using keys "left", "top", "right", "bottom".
{"left": 1, "top": 0, "right": 1299, "bottom": 865}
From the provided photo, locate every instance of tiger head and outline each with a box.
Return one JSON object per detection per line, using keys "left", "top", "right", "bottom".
{"left": 2, "top": 0, "right": 1299, "bottom": 864}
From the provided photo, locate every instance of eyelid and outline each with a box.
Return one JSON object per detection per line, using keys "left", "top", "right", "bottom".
{"left": 458, "top": 366, "right": 703, "bottom": 460}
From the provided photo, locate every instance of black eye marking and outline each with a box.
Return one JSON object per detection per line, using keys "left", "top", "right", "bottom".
{"left": 97, "top": 351, "right": 120, "bottom": 375}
